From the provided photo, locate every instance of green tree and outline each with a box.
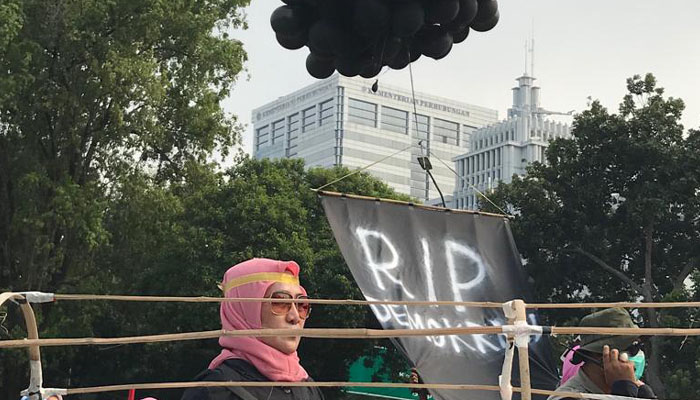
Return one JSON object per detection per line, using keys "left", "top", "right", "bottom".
{"left": 483, "top": 74, "right": 700, "bottom": 397}
{"left": 0, "top": 0, "right": 250, "bottom": 397}
{"left": 18, "top": 158, "right": 412, "bottom": 400}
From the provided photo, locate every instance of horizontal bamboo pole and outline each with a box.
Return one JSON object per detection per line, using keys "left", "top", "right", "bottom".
{"left": 61, "top": 380, "right": 649, "bottom": 400}
{"left": 317, "top": 190, "right": 508, "bottom": 218}
{"left": 53, "top": 294, "right": 507, "bottom": 307}
{"left": 3, "top": 325, "right": 700, "bottom": 349}
{"left": 48, "top": 293, "right": 700, "bottom": 310}
{"left": 0, "top": 327, "right": 504, "bottom": 348}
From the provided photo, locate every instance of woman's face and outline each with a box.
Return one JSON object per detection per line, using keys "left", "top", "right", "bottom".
{"left": 259, "top": 280, "right": 308, "bottom": 354}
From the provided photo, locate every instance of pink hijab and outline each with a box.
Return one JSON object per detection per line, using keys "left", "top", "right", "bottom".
{"left": 209, "top": 258, "right": 309, "bottom": 382}
{"left": 560, "top": 345, "right": 582, "bottom": 385}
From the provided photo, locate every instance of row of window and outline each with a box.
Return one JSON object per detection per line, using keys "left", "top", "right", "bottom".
{"left": 256, "top": 98, "right": 335, "bottom": 152}
{"left": 459, "top": 169, "right": 502, "bottom": 189}
{"left": 459, "top": 148, "right": 503, "bottom": 177}
{"left": 473, "top": 130, "right": 516, "bottom": 151}
{"left": 256, "top": 96, "right": 472, "bottom": 152}
{"left": 456, "top": 195, "right": 481, "bottom": 210}
{"left": 347, "top": 98, "right": 463, "bottom": 145}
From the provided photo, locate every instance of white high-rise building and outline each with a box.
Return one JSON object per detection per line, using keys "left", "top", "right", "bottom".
{"left": 252, "top": 75, "right": 498, "bottom": 201}
{"left": 452, "top": 74, "right": 572, "bottom": 210}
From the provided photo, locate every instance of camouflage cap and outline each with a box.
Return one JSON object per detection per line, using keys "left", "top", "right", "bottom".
{"left": 579, "top": 307, "right": 639, "bottom": 354}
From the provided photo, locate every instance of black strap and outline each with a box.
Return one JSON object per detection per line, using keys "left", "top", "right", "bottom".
{"left": 198, "top": 363, "right": 261, "bottom": 400}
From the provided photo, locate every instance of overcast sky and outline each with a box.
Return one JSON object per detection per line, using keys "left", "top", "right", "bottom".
{"left": 222, "top": 0, "right": 700, "bottom": 155}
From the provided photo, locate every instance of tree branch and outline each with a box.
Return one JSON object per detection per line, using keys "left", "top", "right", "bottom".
{"left": 567, "top": 246, "right": 645, "bottom": 295}
{"left": 644, "top": 223, "right": 654, "bottom": 294}
{"left": 673, "top": 261, "right": 697, "bottom": 291}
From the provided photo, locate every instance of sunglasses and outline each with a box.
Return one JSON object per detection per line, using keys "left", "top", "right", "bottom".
{"left": 268, "top": 291, "right": 311, "bottom": 320}
{"left": 570, "top": 340, "right": 643, "bottom": 368}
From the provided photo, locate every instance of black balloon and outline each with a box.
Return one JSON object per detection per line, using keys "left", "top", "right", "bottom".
{"left": 308, "top": 20, "right": 338, "bottom": 56}
{"left": 471, "top": 9, "right": 499, "bottom": 32}
{"left": 276, "top": 32, "right": 307, "bottom": 50}
{"left": 409, "top": 40, "right": 422, "bottom": 62}
{"left": 381, "top": 36, "right": 404, "bottom": 64}
{"left": 360, "top": 61, "right": 383, "bottom": 78}
{"left": 270, "top": 6, "right": 307, "bottom": 37}
{"left": 451, "top": 0, "right": 478, "bottom": 26}
{"left": 336, "top": 56, "right": 364, "bottom": 77}
{"left": 452, "top": 25, "right": 470, "bottom": 44}
{"left": 391, "top": 1, "right": 425, "bottom": 38}
{"left": 416, "top": 25, "right": 453, "bottom": 60}
{"left": 271, "top": 0, "right": 499, "bottom": 79}
{"left": 387, "top": 47, "right": 411, "bottom": 69}
{"left": 306, "top": 52, "right": 335, "bottom": 79}
{"left": 425, "top": 0, "right": 460, "bottom": 25}
{"left": 352, "top": 0, "right": 390, "bottom": 38}
{"left": 474, "top": 0, "right": 498, "bottom": 23}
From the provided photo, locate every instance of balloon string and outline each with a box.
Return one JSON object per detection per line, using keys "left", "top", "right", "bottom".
{"left": 429, "top": 150, "right": 511, "bottom": 217}
{"left": 407, "top": 52, "right": 422, "bottom": 149}
{"left": 407, "top": 58, "right": 511, "bottom": 217}
{"left": 312, "top": 143, "right": 414, "bottom": 192}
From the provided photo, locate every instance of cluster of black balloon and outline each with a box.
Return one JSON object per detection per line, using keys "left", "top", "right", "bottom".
{"left": 271, "top": 0, "right": 500, "bottom": 79}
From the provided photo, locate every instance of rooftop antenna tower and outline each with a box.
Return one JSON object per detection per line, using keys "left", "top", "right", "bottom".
{"left": 530, "top": 20, "right": 535, "bottom": 77}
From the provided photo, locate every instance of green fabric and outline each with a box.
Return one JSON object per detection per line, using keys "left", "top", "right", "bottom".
{"left": 346, "top": 355, "right": 416, "bottom": 400}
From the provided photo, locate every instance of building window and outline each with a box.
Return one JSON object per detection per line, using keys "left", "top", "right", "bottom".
{"left": 348, "top": 98, "right": 377, "bottom": 127}
{"left": 434, "top": 118, "right": 459, "bottom": 145}
{"left": 381, "top": 106, "right": 408, "bottom": 134}
{"left": 461, "top": 125, "right": 476, "bottom": 148}
{"left": 272, "top": 119, "right": 285, "bottom": 144}
{"left": 414, "top": 114, "right": 430, "bottom": 139}
{"left": 286, "top": 113, "right": 299, "bottom": 157}
{"left": 256, "top": 125, "right": 270, "bottom": 151}
{"left": 319, "top": 99, "right": 334, "bottom": 126}
{"left": 302, "top": 106, "right": 316, "bottom": 132}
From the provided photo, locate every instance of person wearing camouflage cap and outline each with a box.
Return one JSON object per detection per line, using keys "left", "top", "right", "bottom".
{"left": 548, "top": 308, "right": 657, "bottom": 399}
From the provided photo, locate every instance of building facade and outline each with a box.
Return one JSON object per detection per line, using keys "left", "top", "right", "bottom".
{"left": 252, "top": 75, "right": 498, "bottom": 201}
{"left": 452, "top": 74, "right": 572, "bottom": 210}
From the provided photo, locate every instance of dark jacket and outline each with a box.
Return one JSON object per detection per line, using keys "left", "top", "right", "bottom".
{"left": 181, "top": 359, "right": 325, "bottom": 400}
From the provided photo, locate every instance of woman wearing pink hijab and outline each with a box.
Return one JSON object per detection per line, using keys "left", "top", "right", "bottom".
{"left": 181, "top": 258, "right": 324, "bottom": 400}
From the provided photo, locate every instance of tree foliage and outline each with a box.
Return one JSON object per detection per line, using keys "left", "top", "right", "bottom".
{"left": 0, "top": 0, "right": 250, "bottom": 397}
{"left": 482, "top": 74, "right": 700, "bottom": 397}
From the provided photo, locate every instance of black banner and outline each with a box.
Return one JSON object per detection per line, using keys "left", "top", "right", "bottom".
{"left": 320, "top": 194, "right": 558, "bottom": 400}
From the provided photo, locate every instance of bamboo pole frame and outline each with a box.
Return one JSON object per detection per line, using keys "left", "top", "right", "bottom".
{"left": 4, "top": 291, "right": 700, "bottom": 399}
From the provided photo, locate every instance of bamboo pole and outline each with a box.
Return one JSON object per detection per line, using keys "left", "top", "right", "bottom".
{"left": 512, "top": 300, "right": 531, "bottom": 400}
{"left": 3, "top": 325, "right": 700, "bottom": 349}
{"left": 317, "top": 190, "right": 508, "bottom": 218}
{"left": 0, "top": 326, "right": 506, "bottom": 348}
{"left": 44, "top": 293, "right": 700, "bottom": 310}
{"left": 57, "top": 380, "right": 649, "bottom": 399}
{"left": 0, "top": 293, "right": 44, "bottom": 398}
